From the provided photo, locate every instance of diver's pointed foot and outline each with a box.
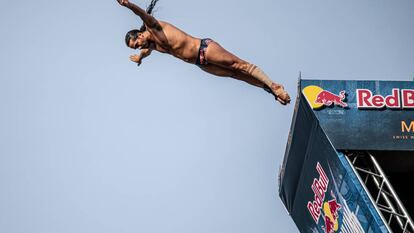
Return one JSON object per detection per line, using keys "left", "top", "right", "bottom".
{"left": 270, "top": 83, "right": 291, "bottom": 105}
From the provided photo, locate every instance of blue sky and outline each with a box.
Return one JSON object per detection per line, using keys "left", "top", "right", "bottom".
{"left": 1, "top": 0, "right": 413, "bottom": 232}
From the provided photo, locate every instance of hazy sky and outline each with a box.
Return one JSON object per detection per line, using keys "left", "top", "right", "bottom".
{"left": 1, "top": 1, "right": 413, "bottom": 233}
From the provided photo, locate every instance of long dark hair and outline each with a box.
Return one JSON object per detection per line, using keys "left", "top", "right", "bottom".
{"left": 139, "top": 0, "right": 159, "bottom": 31}
{"left": 125, "top": 0, "right": 159, "bottom": 47}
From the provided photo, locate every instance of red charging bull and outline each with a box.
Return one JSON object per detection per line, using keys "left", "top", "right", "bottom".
{"left": 315, "top": 90, "right": 348, "bottom": 108}
{"left": 322, "top": 192, "right": 342, "bottom": 233}
{"left": 328, "top": 198, "right": 341, "bottom": 220}
{"left": 323, "top": 215, "right": 335, "bottom": 233}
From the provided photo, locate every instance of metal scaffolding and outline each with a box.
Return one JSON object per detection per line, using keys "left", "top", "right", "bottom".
{"left": 345, "top": 151, "right": 414, "bottom": 233}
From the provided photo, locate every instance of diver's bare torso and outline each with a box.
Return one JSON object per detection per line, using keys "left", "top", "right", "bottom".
{"left": 147, "top": 21, "right": 200, "bottom": 63}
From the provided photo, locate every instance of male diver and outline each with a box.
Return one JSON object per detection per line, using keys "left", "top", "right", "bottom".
{"left": 117, "top": 0, "right": 290, "bottom": 105}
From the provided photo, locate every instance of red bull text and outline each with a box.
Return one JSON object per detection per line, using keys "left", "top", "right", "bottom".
{"left": 357, "top": 88, "right": 414, "bottom": 109}
{"left": 307, "top": 162, "right": 329, "bottom": 223}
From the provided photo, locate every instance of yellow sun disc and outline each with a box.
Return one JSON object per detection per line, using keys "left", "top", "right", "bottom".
{"left": 302, "top": 85, "right": 324, "bottom": 109}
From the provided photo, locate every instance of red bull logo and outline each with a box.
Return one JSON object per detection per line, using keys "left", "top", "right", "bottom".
{"left": 306, "top": 162, "right": 343, "bottom": 233}
{"left": 321, "top": 192, "right": 342, "bottom": 233}
{"left": 357, "top": 88, "right": 414, "bottom": 109}
{"left": 303, "top": 86, "right": 348, "bottom": 109}
{"left": 323, "top": 215, "right": 335, "bottom": 233}
{"left": 307, "top": 162, "right": 329, "bottom": 223}
{"left": 315, "top": 90, "right": 347, "bottom": 108}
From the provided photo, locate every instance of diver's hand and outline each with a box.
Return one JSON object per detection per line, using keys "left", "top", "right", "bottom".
{"left": 117, "top": 0, "right": 129, "bottom": 7}
{"left": 130, "top": 54, "right": 142, "bottom": 66}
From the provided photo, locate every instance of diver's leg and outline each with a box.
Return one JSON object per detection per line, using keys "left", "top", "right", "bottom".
{"left": 204, "top": 41, "right": 290, "bottom": 104}
{"left": 199, "top": 64, "right": 265, "bottom": 88}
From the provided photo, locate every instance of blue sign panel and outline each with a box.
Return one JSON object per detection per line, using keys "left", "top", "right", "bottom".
{"left": 300, "top": 80, "right": 414, "bottom": 151}
{"left": 293, "top": 148, "right": 389, "bottom": 233}
{"left": 280, "top": 93, "right": 389, "bottom": 233}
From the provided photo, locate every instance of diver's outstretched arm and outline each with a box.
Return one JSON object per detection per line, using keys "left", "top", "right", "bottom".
{"left": 117, "top": 0, "right": 161, "bottom": 30}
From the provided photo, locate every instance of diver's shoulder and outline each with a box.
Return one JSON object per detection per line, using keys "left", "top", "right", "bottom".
{"left": 158, "top": 20, "right": 170, "bottom": 27}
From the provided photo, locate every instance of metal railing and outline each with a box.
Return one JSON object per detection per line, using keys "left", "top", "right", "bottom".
{"left": 345, "top": 151, "right": 414, "bottom": 233}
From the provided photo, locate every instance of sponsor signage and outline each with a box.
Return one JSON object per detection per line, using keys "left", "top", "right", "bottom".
{"left": 303, "top": 85, "right": 414, "bottom": 110}
{"left": 300, "top": 80, "right": 414, "bottom": 151}
{"left": 306, "top": 161, "right": 372, "bottom": 233}
{"left": 301, "top": 156, "right": 389, "bottom": 233}
{"left": 279, "top": 91, "right": 389, "bottom": 233}
{"left": 356, "top": 88, "right": 414, "bottom": 109}
{"left": 307, "top": 162, "right": 330, "bottom": 223}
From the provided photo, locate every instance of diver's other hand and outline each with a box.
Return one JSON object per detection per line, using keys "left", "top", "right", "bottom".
{"left": 130, "top": 54, "right": 142, "bottom": 66}
{"left": 117, "top": 0, "right": 129, "bottom": 7}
